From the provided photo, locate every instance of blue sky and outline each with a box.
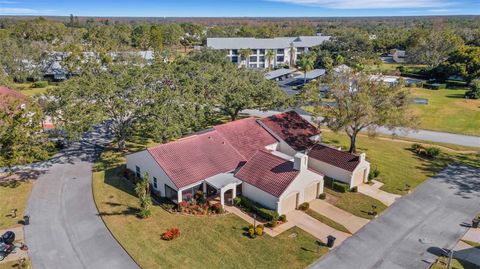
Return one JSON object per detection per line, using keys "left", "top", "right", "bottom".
{"left": 0, "top": 0, "right": 479, "bottom": 17}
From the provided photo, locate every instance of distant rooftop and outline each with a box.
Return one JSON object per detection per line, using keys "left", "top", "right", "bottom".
{"left": 265, "top": 68, "right": 295, "bottom": 80}
{"left": 207, "top": 35, "right": 331, "bottom": 50}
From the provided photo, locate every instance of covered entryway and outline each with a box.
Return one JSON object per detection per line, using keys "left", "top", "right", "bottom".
{"left": 304, "top": 181, "right": 320, "bottom": 202}
{"left": 281, "top": 192, "right": 299, "bottom": 214}
{"left": 352, "top": 168, "right": 367, "bottom": 187}
{"left": 204, "top": 173, "right": 242, "bottom": 206}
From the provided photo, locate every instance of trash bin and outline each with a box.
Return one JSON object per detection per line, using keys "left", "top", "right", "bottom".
{"left": 473, "top": 218, "right": 479, "bottom": 228}
{"left": 23, "top": 215, "right": 29, "bottom": 225}
{"left": 327, "top": 235, "right": 336, "bottom": 248}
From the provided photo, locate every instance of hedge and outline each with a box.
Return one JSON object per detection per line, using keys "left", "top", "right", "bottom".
{"left": 237, "top": 196, "right": 278, "bottom": 221}
{"left": 400, "top": 72, "right": 429, "bottom": 80}
{"left": 445, "top": 80, "right": 468, "bottom": 89}
{"left": 324, "top": 177, "right": 350, "bottom": 193}
{"left": 33, "top": 81, "right": 49, "bottom": 88}
{"left": 423, "top": 83, "right": 446, "bottom": 90}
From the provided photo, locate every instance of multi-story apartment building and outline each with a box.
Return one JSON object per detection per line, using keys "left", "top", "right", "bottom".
{"left": 206, "top": 35, "right": 331, "bottom": 69}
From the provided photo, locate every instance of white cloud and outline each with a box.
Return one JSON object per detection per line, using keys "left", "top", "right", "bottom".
{"left": 269, "top": 0, "right": 453, "bottom": 9}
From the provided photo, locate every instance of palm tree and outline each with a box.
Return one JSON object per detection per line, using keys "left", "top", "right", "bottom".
{"left": 265, "top": 49, "right": 275, "bottom": 71}
{"left": 288, "top": 43, "right": 296, "bottom": 67}
{"left": 298, "top": 52, "right": 317, "bottom": 84}
{"left": 239, "top": 48, "right": 252, "bottom": 68}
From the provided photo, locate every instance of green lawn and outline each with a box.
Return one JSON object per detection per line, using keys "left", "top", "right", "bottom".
{"left": 13, "top": 82, "right": 58, "bottom": 97}
{"left": 324, "top": 189, "right": 387, "bottom": 220}
{"left": 305, "top": 209, "right": 351, "bottom": 234}
{"left": 431, "top": 257, "right": 479, "bottom": 269}
{"left": 321, "top": 131, "right": 480, "bottom": 195}
{"left": 0, "top": 178, "right": 32, "bottom": 229}
{"left": 410, "top": 87, "right": 480, "bottom": 136}
{"left": 462, "top": 240, "right": 480, "bottom": 248}
{"left": 93, "top": 149, "right": 328, "bottom": 269}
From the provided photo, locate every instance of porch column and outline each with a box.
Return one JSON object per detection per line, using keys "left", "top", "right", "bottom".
{"left": 231, "top": 186, "right": 236, "bottom": 200}
{"left": 202, "top": 182, "right": 207, "bottom": 194}
{"left": 177, "top": 190, "right": 182, "bottom": 203}
{"left": 220, "top": 190, "right": 225, "bottom": 207}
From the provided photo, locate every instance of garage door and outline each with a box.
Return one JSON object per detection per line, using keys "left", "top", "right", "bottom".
{"left": 304, "top": 182, "right": 319, "bottom": 202}
{"left": 281, "top": 193, "right": 298, "bottom": 214}
{"left": 352, "top": 169, "right": 367, "bottom": 187}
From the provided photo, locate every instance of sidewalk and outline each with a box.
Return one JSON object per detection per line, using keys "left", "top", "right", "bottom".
{"left": 0, "top": 226, "right": 28, "bottom": 264}
{"left": 357, "top": 180, "right": 401, "bottom": 206}
{"left": 309, "top": 199, "right": 369, "bottom": 233}
{"left": 452, "top": 227, "right": 480, "bottom": 266}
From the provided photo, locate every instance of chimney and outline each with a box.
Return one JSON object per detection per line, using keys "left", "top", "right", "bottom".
{"left": 294, "top": 153, "right": 308, "bottom": 171}
{"left": 359, "top": 153, "right": 366, "bottom": 162}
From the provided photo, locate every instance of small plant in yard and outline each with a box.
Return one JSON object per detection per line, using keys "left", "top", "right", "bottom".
{"left": 318, "top": 193, "right": 326, "bottom": 200}
{"left": 425, "top": 147, "right": 441, "bottom": 159}
{"left": 350, "top": 186, "right": 358, "bottom": 193}
{"left": 233, "top": 196, "right": 241, "bottom": 206}
{"left": 269, "top": 218, "right": 278, "bottom": 228}
{"left": 298, "top": 202, "right": 309, "bottom": 211}
{"left": 279, "top": 214, "right": 287, "bottom": 222}
{"left": 135, "top": 172, "right": 153, "bottom": 219}
{"left": 248, "top": 227, "right": 255, "bottom": 238}
{"left": 161, "top": 227, "right": 181, "bottom": 241}
{"left": 411, "top": 144, "right": 441, "bottom": 159}
{"left": 255, "top": 226, "right": 264, "bottom": 236}
{"left": 210, "top": 203, "right": 224, "bottom": 214}
{"left": 368, "top": 166, "right": 380, "bottom": 180}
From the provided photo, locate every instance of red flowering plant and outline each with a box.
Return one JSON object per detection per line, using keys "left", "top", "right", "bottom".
{"left": 161, "top": 227, "right": 181, "bottom": 241}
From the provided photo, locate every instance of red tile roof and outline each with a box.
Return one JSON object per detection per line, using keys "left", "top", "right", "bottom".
{"left": 0, "top": 86, "right": 29, "bottom": 108}
{"left": 148, "top": 131, "right": 245, "bottom": 189}
{"left": 260, "top": 111, "right": 320, "bottom": 151}
{"left": 235, "top": 150, "right": 299, "bottom": 197}
{"left": 307, "top": 144, "right": 360, "bottom": 172}
{"left": 214, "top": 117, "right": 277, "bottom": 159}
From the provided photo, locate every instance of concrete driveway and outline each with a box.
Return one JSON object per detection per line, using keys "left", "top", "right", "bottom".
{"left": 309, "top": 200, "right": 369, "bottom": 233}
{"left": 23, "top": 127, "right": 139, "bottom": 269}
{"left": 309, "top": 165, "right": 480, "bottom": 269}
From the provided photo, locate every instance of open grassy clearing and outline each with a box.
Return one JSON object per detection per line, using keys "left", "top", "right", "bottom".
{"left": 13, "top": 82, "right": 58, "bottom": 97}
{"left": 305, "top": 209, "right": 351, "bottom": 234}
{"left": 321, "top": 132, "right": 480, "bottom": 195}
{"left": 324, "top": 189, "right": 387, "bottom": 220}
{"left": 0, "top": 176, "right": 32, "bottom": 230}
{"left": 410, "top": 87, "right": 480, "bottom": 136}
{"left": 93, "top": 148, "right": 328, "bottom": 269}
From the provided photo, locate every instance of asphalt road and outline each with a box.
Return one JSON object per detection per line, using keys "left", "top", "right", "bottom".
{"left": 23, "top": 127, "right": 139, "bottom": 269}
{"left": 309, "top": 165, "right": 480, "bottom": 269}
{"left": 241, "top": 109, "right": 480, "bottom": 148}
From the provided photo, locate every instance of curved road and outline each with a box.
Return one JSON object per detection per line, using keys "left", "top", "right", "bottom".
{"left": 23, "top": 127, "right": 139, "bottom": 269}
{"left": 242, "top": 109, "right": 480, "bottom": 148}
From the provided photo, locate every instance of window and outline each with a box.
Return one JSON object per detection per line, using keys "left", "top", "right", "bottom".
{"left": 259, "top": 56, "right": 265, "bottom": 62}
{"left": 231, "top": 49, "right": 238, "bottom": 55}
{"left": 259, "top": 49, "right": 265, "bottom": 55}
{"left": 277, "top": 56, "right": 284, "bottom": 62}
{"left": 297, "top": 47, "right": 305, "bottom": 53}
{"left": 251, "top": 49, "right": 257, "bottom": 55}
{"left": 231, "top": 56, "right": 238, "bottom": 63}
{"left": 153, "top": 177, "right": 158, "bottom": 189}
{"left": 165, "top": 184, "right": 177, "bottom": 200}
{"left": 135, "top": 166, "right": 141, "bottom": 178}
{"left": 249, "top": 56, "right": 257, "bottom": 62}
{"left": 277, "top": 49, "right": 284, "bottom": 54}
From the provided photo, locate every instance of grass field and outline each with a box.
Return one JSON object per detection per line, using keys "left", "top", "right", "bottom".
{"left": 321, "top": 131, "right": 480, "bottom": 195}
{"left": 410, "top": 87, "right": 480, "bottom": 136}
{"left": 305, "top": 209, "right": 351, "bottom": 234}
{"left": 0, "top": 177, "right": 32, "bottom": 230}
{"left": 13, "top": 82, "right": 58, "bottom": 97}
{"left": 93, "top": 149, "right": 328, "bottom": 269}
{"left": 324, "top": 189, "right": 387, "bottom": 219}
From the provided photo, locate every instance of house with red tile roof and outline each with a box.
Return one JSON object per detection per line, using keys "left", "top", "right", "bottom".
{"left": 126, "top": 111, "right": 369, "bottom": 215}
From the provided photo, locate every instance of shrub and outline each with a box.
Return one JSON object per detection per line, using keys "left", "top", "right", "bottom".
{"left": 333, "top": 182, "right": 349, "bottom": 193}
{"left": 411, "top": 143, "right": 422, "bottom": 151}
{"left": 193, "top": 190, "right": 204, "bottom": 201}
{"left": 368, "top": 167, "right": 380, "bottom": 180}
{"left": 279, "top": 214, "right": 287, "bottom": 222}
{"left": 138, "top": 208, "right": 152, "bottom": 218}
{"left": 233, "top": 196, "right": 241, "bottom": 206}
{"left": 179, "top": 201, "right": 187, "bottom": 209}
{"left": 298, "top": 202, "right": 309, "bottom": 211}
{"left": 465, "top": 79, "right": 480, "bottom": 99}
{"left": 318, "top": 193, "right": 326, "bottom": 200}
{"left": 33, "top": 81, "right": 48, "bottom": 88}
{"left": 211, "top": 203, "right": 224, "bottom": 214}
{"left": 350, "top": 186, "right": 358, "bottom": 193}
{"left": 269, "top": 219, "right": 278, "bottom": 228}
{"left": 425, "top": 147, "right": 441, "bottom": 159}
{"left": 248, "top": 228, "right": 255, "bottom": 238}
{"left": 161, "top": 227, "right": 181, "bottom": 241}
{"left": 257, "top": 224, "right": 264, "bottom": 230}
{"left": 238, "top": 196, "right": 278, "bottom": 221}
{"left": 423, "top": 83, "right": 446, "bottom": 90}
{"left": 255, "top": 227, "right": 263, "bottom": 236}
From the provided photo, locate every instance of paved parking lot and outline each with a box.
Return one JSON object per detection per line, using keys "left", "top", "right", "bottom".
{"left": 310, "top": 165, "right": 480, "bottom": 269}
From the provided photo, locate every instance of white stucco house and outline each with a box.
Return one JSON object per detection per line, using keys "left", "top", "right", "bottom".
{"left": 206, "top": 35, "right": 330, "bottom": 69}
{"left": 126, "top": 111, "right": 370, "bottom": 215}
